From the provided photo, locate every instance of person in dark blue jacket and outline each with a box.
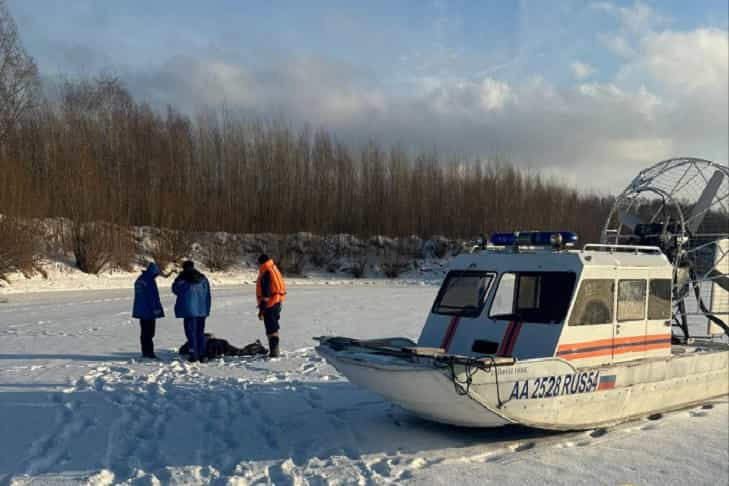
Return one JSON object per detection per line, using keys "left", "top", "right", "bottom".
{"left": 132, "top": 262, "right": 165, "bottom": 359}
{"left": 172, "top": 260, "right": 211, "bottom": 363}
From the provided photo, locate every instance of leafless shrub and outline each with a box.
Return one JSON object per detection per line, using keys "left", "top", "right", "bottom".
{"left": 110, "top": 226, "right": 135, "bottom": 272}
{"left": 428, "top": 236, "right": 449, "bottom": 259}
{"left": 266, "top": 236, "right": 306, "bottom": 276}
{"left": 400, "top": 236, "right": 424, "bottom": 259}
{"left": 350, "top": 255, "right": 368, "bottom": 278}
{"left": 381, "top": 239, "right": 417, "bottom": 278}
{"left": 310, "top": 235, "right": 340, "bottom": 269}
{"left": 150, "top": 230, "right": 191, "bottom": 273}
{"left": 203, "top": 236, "right": 239, "bottom": 272}
{"left": 279, "top": 249, "right": 306, "bottom": 275}
{"left": 71, "top": 221, "right": 113, "bottom": 274}
{"left": 344, "top": 250, "right": 368, "bottom": 279}
{"left": 0, "top": 216, "right": 44, "bottom": 282}
{"left": 382, "top": 254, "right": 410, "bottom": 278}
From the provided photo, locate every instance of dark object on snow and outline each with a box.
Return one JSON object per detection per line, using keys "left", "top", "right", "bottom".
{"left": 179, "top": 334, "right": 268, "bottom": 358}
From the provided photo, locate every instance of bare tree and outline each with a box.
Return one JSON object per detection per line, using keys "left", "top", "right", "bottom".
{"left": 0, "top": 0, "right": 39, "bottom": 143}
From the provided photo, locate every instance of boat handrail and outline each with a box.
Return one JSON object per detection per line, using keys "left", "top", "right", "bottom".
{"left": 583, "top": 243, "right": 663, "bottom": 255}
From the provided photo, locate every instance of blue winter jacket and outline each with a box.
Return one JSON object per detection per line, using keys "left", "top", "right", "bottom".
{"left": 132, "top": 263, "right": 165, "bottom": 320}
{"left": 172, "top": 269, "right": 211, "bottom": 318}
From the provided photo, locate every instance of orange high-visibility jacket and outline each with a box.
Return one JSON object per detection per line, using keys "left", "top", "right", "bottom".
{"left": 256, "top": 260, "right": 286, "bottom": 309}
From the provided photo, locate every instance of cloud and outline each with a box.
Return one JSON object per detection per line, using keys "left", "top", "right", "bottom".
{"left": 571, "top": 61, "right": 595, "bottom": 80}
{"left": 640, "top": 28, "right": 728, "bottom": 93}
{"left": 599, "top": 33, "right": 636, "bottom": 58}
{"left": 111, "top": 25, "right": 726, "bottom": 193}
{"left": 591, "top": 1, "right": 662, "bottom": 33}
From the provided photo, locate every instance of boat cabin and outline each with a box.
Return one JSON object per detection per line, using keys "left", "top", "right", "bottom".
{"left": 417, "top": 232, "right": 674, "bottom": 368}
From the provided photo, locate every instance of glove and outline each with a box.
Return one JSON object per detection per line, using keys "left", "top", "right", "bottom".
{"left": 258, "top": 311, "right": 263, "bottom": 321}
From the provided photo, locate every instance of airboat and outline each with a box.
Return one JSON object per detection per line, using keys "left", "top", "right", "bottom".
{"left": 315, "top": 158, "right": 729, "bottom": 430}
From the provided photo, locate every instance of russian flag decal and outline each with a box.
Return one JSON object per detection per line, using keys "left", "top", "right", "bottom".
{"left": 597, "top": 374, "right": 616, "bottom": 390}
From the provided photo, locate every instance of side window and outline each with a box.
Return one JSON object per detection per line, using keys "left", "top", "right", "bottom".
{"left": 569, "top": 279, "right": 614, "bottom": 326}
{"left": 489, "top": 272, "right": 576, "bottom": 323}
{"left": 517, "top": 275, "right": 540, "bottom": 310}
{"left": 490, "top": 273, "right": 515, "bottom": 316}
{"left": 432, "top": 272, "right": 494, "bottom": 317}
{"left": 648, "top": 279, "right": 672, "bottom": 319}
{"left": 617, "top": 280, "right": 647, "bottom": 322}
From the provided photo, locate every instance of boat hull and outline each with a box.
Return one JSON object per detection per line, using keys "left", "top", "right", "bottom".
{"left": 316, "top": 339, "right": 729, "bottom": 430}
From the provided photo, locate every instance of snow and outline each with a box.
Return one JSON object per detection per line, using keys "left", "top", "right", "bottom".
{"left": 0, "top": 258, "right": 448, "bottom": 295}
{"left": 0, "top": 283, "right": 727, "bottom": 485}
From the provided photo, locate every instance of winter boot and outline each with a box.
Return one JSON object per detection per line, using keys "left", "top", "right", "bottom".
{"left": 268, "top": 336, "right": 280, "bottom": 358}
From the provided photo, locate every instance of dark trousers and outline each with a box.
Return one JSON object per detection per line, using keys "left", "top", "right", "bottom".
{"left": 139, "top": 319, "right": 156, "bottom": 357}
{"left": 263, "top": 303, "right": 282, "bottom": 335}
{"left": 183, "top": 317, "right": 207, "bottom": 359}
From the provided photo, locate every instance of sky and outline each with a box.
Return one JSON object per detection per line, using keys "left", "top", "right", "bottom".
{"left": 7, "top": 0, "right": 729, "bottom": 192}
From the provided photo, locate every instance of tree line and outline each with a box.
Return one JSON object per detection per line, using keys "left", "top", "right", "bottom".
{"left": 1, "top": 74, "right": 612, "bottom": 239}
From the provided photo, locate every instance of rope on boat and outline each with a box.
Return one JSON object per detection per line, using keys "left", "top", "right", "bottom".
{"left": 316, "top": 337, "right": 508, "bottom": 408}
{"left": 433, "top": 355, "right": 504, "bottom": 408}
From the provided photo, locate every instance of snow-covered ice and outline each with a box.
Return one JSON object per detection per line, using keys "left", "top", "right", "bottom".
{"left": 0, "top": 283, "right": 727, "bottom": 485}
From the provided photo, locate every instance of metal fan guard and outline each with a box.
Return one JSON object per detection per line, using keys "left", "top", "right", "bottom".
{"left": 602, "top": 157, "right": 729, "bottom": 329}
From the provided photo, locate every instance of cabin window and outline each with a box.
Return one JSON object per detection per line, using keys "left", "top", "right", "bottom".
{"left": 432, "top": 271, "right": 494, "bottom": 317}
{"left": 490, "top": 273, "right": 516, "bottom": 316}
{"left": 648, "top": 279, "right": 672, "bottom": 319}
{"left": 488, "top": 272, "right": 576, "bottom": 323}
{"left": 569, "top": 279, "right": 614, "bottom": 326}
{"left": 617, "top": 279, "right": 647, "bottom": 322}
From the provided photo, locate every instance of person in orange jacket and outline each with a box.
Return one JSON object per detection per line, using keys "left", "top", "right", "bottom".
{"left": 256, "top": 254, "right": 286, "bottom": 357}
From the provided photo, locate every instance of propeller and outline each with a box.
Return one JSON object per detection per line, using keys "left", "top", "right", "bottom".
{"left": 707, "top": 268, "right": 729, "bottom": 293}
{"left": 686, "top": 170, "right": 725, "bottom": 234}
{"left": 618, "top": 210, "right": 645, "bottom": 232}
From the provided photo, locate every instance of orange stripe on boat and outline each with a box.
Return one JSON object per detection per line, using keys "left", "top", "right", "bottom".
{"left": 559, "top": 341, "right": 671, "bottom": 360}
{"left": 557, "top": 334, "right": 671, "bottom": 353}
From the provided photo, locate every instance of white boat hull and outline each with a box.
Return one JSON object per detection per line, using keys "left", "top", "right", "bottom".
{"left": 317, "top": 339, "right": 729, "bottom": 430}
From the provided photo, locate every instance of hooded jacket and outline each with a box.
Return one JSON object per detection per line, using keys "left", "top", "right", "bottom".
{"left": 172, "top": 267, "right": 211, "bottom": 318}
{"left": 132, "top": 263, "right": 165, "bottom": 320}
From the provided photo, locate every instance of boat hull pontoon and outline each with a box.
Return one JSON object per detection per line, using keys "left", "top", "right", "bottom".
{"left": 316, "top": 337, "right": 728, "bottom": 430}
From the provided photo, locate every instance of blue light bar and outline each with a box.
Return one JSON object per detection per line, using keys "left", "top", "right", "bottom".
{"left": 489, "top": 233, "right": 517, "bottom": 246}
{"left": 489, "top": 231, "right": 578, "bottom": 247}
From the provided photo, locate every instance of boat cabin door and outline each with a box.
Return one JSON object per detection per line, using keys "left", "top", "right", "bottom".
{"left": 614, "top": 277, "right": 673, "bottom": 362}
{"left": 613, "top": 279, "right": 649, "bottom": 362}
{"left": 558, "top": 279, "right": 616, "bottom": 366}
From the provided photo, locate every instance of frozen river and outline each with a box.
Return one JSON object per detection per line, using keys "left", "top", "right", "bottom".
{"left": 0, "top": 285, "right": 726, "bottom": 485}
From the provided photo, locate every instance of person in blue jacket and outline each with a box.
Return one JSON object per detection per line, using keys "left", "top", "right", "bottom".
{"left": 172, "top": 260, "right": 211, "bottom": 362}
{"left": 132, "top": 262, "right": 165, "bottom": 359}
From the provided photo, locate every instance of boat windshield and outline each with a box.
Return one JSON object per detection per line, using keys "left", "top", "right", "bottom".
{"left": 432, "top": 271, "right": 495, "bottom": 317}
{"left": 489, "top": 271, "right": 576, "bottom": 323}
